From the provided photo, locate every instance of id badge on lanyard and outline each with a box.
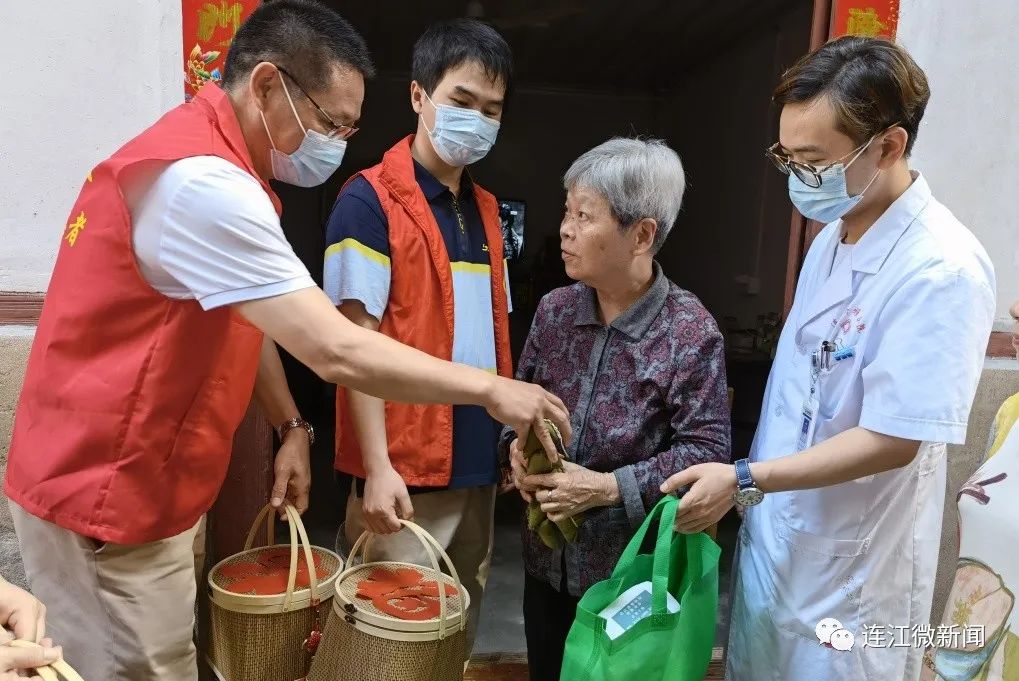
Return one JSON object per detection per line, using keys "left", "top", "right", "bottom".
{"left": 798, "top": 387, "right": 820, "bottom": 452}
{"left": 798, "top": 340, "right": 835, "bottom": 451}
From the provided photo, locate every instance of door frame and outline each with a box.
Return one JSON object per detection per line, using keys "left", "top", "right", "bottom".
{"left": 781, "top": 0, "right": 1009, "bottom": 356}
{"left": 782, "top": 0, "right": 832, "bottom": 317}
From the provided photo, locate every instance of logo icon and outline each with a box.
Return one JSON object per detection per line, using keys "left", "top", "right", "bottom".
{"left": 831, "top": 628, "right": 856, "bottom": 651}
{"left": 816, "top": 617, "right": 856, "bottom": 651}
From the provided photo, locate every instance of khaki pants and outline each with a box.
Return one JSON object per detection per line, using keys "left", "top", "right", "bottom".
{"left": 9, "top": 501, "right": 206, "bottom": 681}
{"left": 344, "top": 484, "right": 496, "bottom": 658}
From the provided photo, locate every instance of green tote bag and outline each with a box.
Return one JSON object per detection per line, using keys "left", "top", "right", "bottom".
{"left": 560, "top": 496, "right": 720, "bottom": 681}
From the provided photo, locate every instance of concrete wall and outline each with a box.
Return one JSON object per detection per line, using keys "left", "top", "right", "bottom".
{"left": 898, "top": 0, "right": 1019, "bottom": 327}
{"left": 0, "top": 0, "right": 183, "bottom": 584}
{"left": 895, "top": 0, "right": 1019, "bottom": 623}
{"left": 0, "top": 0, "right": 184, "bottom": 292}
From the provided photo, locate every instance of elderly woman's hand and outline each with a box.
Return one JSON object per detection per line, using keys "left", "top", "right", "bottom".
{"left": 509, "top": 438, "right": 539, "bottom": 503}
{"left": 525, "top": 461, "right": 620, "bottom": 523}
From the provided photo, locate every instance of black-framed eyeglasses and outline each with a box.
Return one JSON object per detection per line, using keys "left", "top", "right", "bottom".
{"left": 766, "top": 123, "right": 898, "bottom": 189}
{"left": 275, "top": 65, "right": 359, "bottom": 140}
{"left": 765, "top": 140, "right": 869, "bottom": 189}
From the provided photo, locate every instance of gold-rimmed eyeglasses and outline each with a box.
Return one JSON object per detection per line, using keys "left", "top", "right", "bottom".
{"left": 275, "top": 64, "right": 359, "bottom": 141}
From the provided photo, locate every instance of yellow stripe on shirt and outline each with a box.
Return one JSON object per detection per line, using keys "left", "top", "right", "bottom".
{"left": 325, "top": 238, "right": 391, "bottom": 268}
{"left": 450, "top": 261, "right": 491, "bottom": 275}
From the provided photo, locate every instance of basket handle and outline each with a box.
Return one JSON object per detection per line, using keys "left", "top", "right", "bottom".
{"left": 243, "top": 502, "right": 319, "bottom": 612}
{"left": 243, "top": 502, "right": 284, "bottom": 551}
{"left": 284, "top": 503, "right": 321, "bottom": 609}
{"left": 347, "top": 522, "right": 451, "bottom": 638}
{"left": 6, "top": 640, "right": 85, "bottom": 681}
{"left": 347, "top": 519, "right": 466, "bottom": 639}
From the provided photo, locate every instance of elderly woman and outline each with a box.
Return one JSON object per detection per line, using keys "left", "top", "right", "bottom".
{"left": 502, "top": 137, "right": 731, "bottom": 681}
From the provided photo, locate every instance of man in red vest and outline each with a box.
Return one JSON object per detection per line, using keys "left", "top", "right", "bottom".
{"left": 323, "top": 19, "right": 514, "bottom": 656}
{"left": 3, "top": 3, "right": 568, "bottom": 679}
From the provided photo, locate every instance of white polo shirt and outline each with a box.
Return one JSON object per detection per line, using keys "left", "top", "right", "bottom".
{"left": 123, "top": 155, "right": 315, "bottom": 309}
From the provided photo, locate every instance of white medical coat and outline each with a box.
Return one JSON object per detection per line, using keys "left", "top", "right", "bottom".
{"left": 727, "top": 173, "right": 996, "bottom": 681}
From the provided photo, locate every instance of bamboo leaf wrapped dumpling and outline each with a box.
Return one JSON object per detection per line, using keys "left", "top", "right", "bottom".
{"left": 523, "top": 419, "right": 584, "bottom": 549}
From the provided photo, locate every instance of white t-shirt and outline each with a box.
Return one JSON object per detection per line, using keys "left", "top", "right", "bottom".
{"left": 123, "top": 156, "right": 314, "bottom": 310}
{"left": 829, "top": 238, "right": 854, "bottom": 277}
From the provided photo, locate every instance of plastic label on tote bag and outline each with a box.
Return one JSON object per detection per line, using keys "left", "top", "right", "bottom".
{"left": 560, "top": 496, "right": 720, "bottom": 681}
{"left": 600, "top": 581, "right": 680, "bottom": 639}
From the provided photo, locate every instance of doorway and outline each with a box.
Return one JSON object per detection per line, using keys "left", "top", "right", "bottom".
{"left": 263, "top": 0, "right": 817, "bottom": 661}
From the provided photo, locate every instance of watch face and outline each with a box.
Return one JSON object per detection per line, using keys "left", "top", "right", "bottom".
{"left": 734, "top": 487, "right": 764, "bottom": 507}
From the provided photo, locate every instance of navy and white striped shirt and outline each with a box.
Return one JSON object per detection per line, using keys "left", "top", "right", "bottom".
{"left": 324, "top": 160, "right": 510, "bottom": 490}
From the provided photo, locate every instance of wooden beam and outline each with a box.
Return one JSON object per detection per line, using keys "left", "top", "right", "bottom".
{"left": 783, "top": 212, "right": 806, "bottom": 317}
{"left": 0, "top": 293, "right": 44, "bottom": 326}
{"left": 782, "top": 0, "right": 832, "bottom": 316}
{"left": 206, "top": 402, "right": 274, "bottom": 564}
{"left": 811, "top": 0, "right": 833, "bottom": 47}
{"left": 198, "top": 400, "right": 273, "bottom": 679}
{"left": 465, "top": 648, "right": 727, "bottom": 680}
{"left": 988, "top": 331, "right": 1017, "bottom": 359}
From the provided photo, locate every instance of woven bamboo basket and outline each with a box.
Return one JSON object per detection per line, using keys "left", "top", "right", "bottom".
{"left": 206, "top": 503, "right": 342, "bottom": 681}
{"left": 307, "top": 520, "right": 469, "bottom": 681}
{"left": 5, "top": 640, "right": 85, "bottom": 681}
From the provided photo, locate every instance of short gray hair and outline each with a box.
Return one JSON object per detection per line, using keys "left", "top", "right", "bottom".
{"left": 563, "top": 137, "right": 686, "bottom": 253}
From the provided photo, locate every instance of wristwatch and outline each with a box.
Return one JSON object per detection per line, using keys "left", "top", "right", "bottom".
{"left": 279, "top": 417, "right": 315, "bottom": 445}
{"left": 733, "top": 458, "right": 764, "bottom": 507}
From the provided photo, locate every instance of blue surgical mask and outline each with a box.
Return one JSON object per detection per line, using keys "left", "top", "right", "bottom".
{"left": 422, "top": 92, "right": 500, "bottom": 167}
{"left": 260, "top": 78, "right": 347, "bottom": 187}
{"left": 787, "top": 138, "right": 880, "bottom": 223}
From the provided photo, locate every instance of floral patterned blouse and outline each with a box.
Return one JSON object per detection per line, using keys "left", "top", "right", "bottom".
{"left": 501, "top": 263, "right": 731, "bottom": 596}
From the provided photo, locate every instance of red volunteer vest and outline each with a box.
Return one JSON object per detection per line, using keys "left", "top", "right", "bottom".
{"left": 5, "top": 84, "right": 278, "bottom": 544}
{"left": 334, "top": 136, "right": 513, "bottom": 486}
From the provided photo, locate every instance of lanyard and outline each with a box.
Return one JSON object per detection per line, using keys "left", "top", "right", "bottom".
{"left": 800, "top": 306, "right": 857, "bottom": 452}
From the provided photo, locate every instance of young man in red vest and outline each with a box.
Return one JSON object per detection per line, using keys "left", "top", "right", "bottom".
{"left": 323, "top": 19, "right": 514, "bottom": 655}
{"left": 4, "top": 4, "right": 568, "bottom": 679}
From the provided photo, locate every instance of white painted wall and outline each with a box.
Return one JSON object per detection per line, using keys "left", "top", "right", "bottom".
{"left": 898, "top": 0, "right": 1019, "bottom": 327}
{"left": 1, "top": 0, "right": 1014, "bottom": 327}
{"left": 0, "top": 1, "right": 183, "bottom": 292}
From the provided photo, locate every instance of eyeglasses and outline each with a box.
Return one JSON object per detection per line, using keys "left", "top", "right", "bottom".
{"left": 765, "top": 141, "right": 870, "bottom": 189}
{"left": 766, "top": 124, "right": 898, "bottom": 189}
{"left": 275, "top": 65, "right": 359, "bottom": 140}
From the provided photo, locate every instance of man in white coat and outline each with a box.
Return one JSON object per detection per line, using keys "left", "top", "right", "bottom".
{"left": 662, "top": 37, "right": 995, "bottom": 680}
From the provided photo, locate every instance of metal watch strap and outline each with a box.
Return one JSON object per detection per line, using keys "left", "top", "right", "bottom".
{"left": 279, "top": 417, "right": 315, "bottom": 445}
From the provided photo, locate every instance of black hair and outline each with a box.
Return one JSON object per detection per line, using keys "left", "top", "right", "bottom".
{"left": 411, "top": 18, "right": 513, "bottom": 96}
{"left": 774, "top": 36, "right": 930, "bottom": 156}
{"left": 222, "top": 0, "right": 375, "bottom": 92}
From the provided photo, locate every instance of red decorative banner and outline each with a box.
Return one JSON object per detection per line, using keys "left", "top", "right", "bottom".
{"left": 830, "top": 0, "right": 900, "bottom": 39}
{"left": 182, "top": 0, "right": 260, "bottom": 100}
